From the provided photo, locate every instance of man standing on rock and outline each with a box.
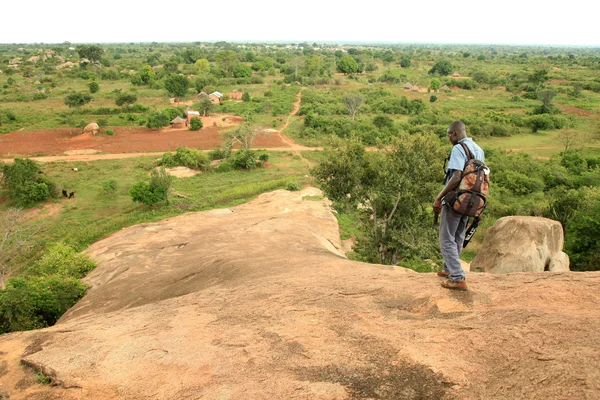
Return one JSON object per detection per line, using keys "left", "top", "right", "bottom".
{"left": 433, "top": 121, "right": 485, "bottom": 291}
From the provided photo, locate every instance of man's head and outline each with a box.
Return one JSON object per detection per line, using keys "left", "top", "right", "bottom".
{"left": 447, "top": 121, "right": 467, "bottom": 145}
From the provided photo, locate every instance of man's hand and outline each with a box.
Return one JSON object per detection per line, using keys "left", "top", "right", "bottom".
{"left": 433, "top": 197, "right": 442, "bottom": 214}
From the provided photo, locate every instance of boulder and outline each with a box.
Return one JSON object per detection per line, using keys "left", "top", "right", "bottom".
{"left": 471, "top": 216, "right": 570, "bottom": 273}
{"left": 83, "top": 122, "right": 99, "bottom": 136}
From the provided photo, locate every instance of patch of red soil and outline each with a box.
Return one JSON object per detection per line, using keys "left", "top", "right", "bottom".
{"left": 0, "top": 125, "right": 288, "bottom": 157}
{"left": 556, "top": 103, "right": 595, "bottom": 117}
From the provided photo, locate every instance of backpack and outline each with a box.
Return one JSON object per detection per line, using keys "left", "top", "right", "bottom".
{"left": 444, "top": 142, "right": 490, "bottom": 218}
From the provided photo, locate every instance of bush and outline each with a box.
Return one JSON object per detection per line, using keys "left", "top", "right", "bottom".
{"left": 429, "top": 95, "right": 438, "bottom": 103}
{"left": 208, "top": 147, "right": 231, "bottom": 161}
{"left": 259, "top": 153, "right": 269, "bottom": 162}
{"left": 232, "top": 150, "right": 258, "bottom": 170}
{"left": 1, "top": 158, "right": 56, "bottom": 207}
{"left": 286, "top": 181, "right": 301, "bottom": 191}
{"left": 32, "top": 243, "right": 96, "bottom": 279}
{"left": 214, "top": 161, "right": 234, "bottom": 173}
{"left": 146, "top": 112, "right": 170, "bottom": 129}
{"left": 88, "top": 81, "right": 100, "bottom": 93}
{"left": 105, "top": 129, "right": 115, "bottom": 136}
{"left": 130, "top": 167, "right": 172, "bottom": 206}
{"left": 0, "top": 243, "right": 95, "bottom": 333}
{"left": 161, "top": 147, "right": 209, "bottom": 170}
{"left": 189, "top": 117, "right": 203, "bottom": 131}
{"left": 64, "top": 92, "right": 92, "bottom": 108}
{"left": 101, "top": 179, "right": 118, "bottom": 196}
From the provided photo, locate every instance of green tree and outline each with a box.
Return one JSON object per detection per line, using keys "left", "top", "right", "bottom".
{"left": 194, "top": 59, "right": 210, "bottom": 73}
{"left": 528, "top": 69, "right": 549, "bottom": 84}
{"left": 198, "top": 98, "right": 213, "bottom": 116}
{"left": 242, "top": 92, "right": 251, "bottom": 102}
{"left": 215, "top": 50, "right": 239, "bottom": 74}
{"left": 138, "top": 65, "right": 155, "bottom": 85}
{"left": 189, "top": 117, "right": 203, "bottom": 131}
{"left": 115, "top": 93, "right": 137, "bottom": 109}
{"left": 373, "top": 115, "right": 394, "bottom": 129}
{"left": 130, "top": 167, "right": 173, "bottom": 206}
{"left": 88, "top": 81, "right": 99, "bottom": 93}
{"left": 430, "top": 78, "right": 441, "bottom": 91}
{"left": 337, "top": 55, "right": 360, "bottom": 74}
{"left": 535, "top": 89, "right": 557, "bottom": 114}
{"left": 163, "top": 61, "right": 179, "bottom": 74}
{"left": 342, "top": 94, "right": 365, "bottom": 120}
{"left": 146, "top": 112, "right": 170, "bottom": 129}
{"left": 64, "top": 92, "right": 92, "bottom": 108}
{"left": 312, "top": 135, "right": 445, "bottom": 264}
{"left": 77, "top": 45, "right": 103, "bottom": 61}
{"left": 164, "top": 75, "right": 190, "bottom": 97}
{"left": 233, "top": 63, "right": 252, "bottom": 78}
{"left": 428, "top": 60, "right": 454, "bottom": 76}
{"left": 1, "top": 158, "right": 56, "bottom": 207}
{"left": 399, "top": 55, "right": 412, "bottom": 68}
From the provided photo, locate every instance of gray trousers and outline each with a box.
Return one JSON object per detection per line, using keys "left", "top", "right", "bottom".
{"left": 439, "top": 205, "right": 469, "bottom": 281}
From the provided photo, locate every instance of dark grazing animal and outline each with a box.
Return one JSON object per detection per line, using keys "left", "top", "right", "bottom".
{"left": 62, "top": 190, "right": 68, "bottom": 198}
{"left": 68, "top": 191, "right": 75, "bottom": 199}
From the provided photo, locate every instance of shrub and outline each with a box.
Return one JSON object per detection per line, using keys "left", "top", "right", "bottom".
{"left": 32, "top": 243, "right": 96, "bottom": 279}
{"left": 189, "top": 117, "right": 203, "bottom": 131}
{"left": 130, "top": 167, "right": 172, "bottom": 206}
{"left": 101, "top": 179, "right": 118, "bottom": 196}
{"left": 1, "top": 158, "right": 56, "bottom": 207}
{"left": 88, "top": 81, "right": 99, "bottom": 93}
{"left": 64, "top": 92, "right": 92, "bottom": 108}
{"left": 429, "top": 95, "right": 438, "bottom": 103}
{"left": 214, "top": 161, "right": 234, "bottom": 173}
{"left": 161, "top": 147, "right": 209, "bottom": 170}
{"left": 146, "top": 112, "right": 170, "bottom": 129}
{"left": 0, "top": 243, "right": 95, "bottom": 333}
{"left": 242, "top": 92, "right": 251, "bottom": 102}
{"left": 105, "top": 129, "right": 115, "bottom": 136}
{"left": 286, "top": 181, "right": 301, "bottom": 191}
{"left": 32, "top": 92, "right": 48, "bottom": 100}
{"left": 208, "top": 147, "right": 231, "bottom": 161}
{"left": 232, "top": 150, "right": 258, "bottom": 170}
{"left": 259, "top": 153, "right": 269, "bottom": 162}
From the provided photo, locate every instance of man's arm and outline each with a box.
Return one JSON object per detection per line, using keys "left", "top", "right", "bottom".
{"left": 433, "top": 170, "right": 462, "bottom": 213}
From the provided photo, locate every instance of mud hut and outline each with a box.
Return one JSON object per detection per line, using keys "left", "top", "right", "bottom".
{"left": 171, "top": 116, "right": 187, "bottom": 129}
{"left": 403, "top": 82, "right": 413, "bottom": 90}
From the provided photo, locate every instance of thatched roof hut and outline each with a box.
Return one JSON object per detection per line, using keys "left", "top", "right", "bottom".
{"left": 171, "top": 116, "right": 187, "bottom": 128}
{"left": 403, "top": 82, "right": 413, "bottom": 90}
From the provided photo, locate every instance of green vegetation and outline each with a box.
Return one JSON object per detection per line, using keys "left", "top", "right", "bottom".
{"left": 1, "top": 41, "right": 600, "bottom": 334}
{"left": 1, "top": 158, "right": 57, "bottom": 207}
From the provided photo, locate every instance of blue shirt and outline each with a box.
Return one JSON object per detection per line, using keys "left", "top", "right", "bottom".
{"left": 445, "top": 138, "right": 484, "bottom": 184}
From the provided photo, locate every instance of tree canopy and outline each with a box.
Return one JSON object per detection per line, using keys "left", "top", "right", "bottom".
{"left": 77, "top": 45, "right": 103, "bottom": 61}
{"left": 428, "top": 60, "right": 454, "bottom": 76}
{"left": 164, "top": 75, "right": 190, "bottom": 97}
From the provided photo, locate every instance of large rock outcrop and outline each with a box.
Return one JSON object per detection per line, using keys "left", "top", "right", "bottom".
{"left": 0, "top": 189, "right": 598, "bottom": 400}
{"left": 470, "top": 216, "right": 570, "bottom": 273}
{"left": 82, "top": 122, "right": 99, "bottom": 136}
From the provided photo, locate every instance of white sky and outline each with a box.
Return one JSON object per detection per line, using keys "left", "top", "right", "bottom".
{"left": 1, "top": 0, "right": 598, "bottom": 46}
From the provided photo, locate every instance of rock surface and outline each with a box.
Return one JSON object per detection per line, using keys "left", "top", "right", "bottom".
{"left": 1, "top": 189, "right": 599, "bottom": 400}
{"left": 470, "top": 216, "right": 570, "bottom": 273}
{"left": 82, "top": 122, "right": 99, "bottom": 136}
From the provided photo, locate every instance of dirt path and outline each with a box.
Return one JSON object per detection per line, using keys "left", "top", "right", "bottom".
{"left": 1, "top": 95, "right": 322, "bottom": 164}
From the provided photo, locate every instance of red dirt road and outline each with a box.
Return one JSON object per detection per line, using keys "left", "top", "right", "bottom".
{"left": 0, "top": 125, "right": 289, "bottom": 158}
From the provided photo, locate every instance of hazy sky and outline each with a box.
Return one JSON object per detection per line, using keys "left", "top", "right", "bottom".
{"left": 1, "top": 0, "right": 598, "bottom": 46}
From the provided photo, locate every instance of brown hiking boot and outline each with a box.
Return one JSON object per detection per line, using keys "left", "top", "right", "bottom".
{"left": 437, "top": 270, "right": 450, "bottom": 278}
{"left": 441, "top": 279, "right": 468, "bottom": 291}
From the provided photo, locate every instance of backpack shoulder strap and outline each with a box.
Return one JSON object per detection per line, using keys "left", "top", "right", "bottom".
{"left": 458, "top": 141, "right": 473, "bottom": 161}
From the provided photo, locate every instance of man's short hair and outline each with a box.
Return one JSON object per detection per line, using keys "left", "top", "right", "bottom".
{"left": 449, "top": 121, "right": 466, "bottom": 133}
